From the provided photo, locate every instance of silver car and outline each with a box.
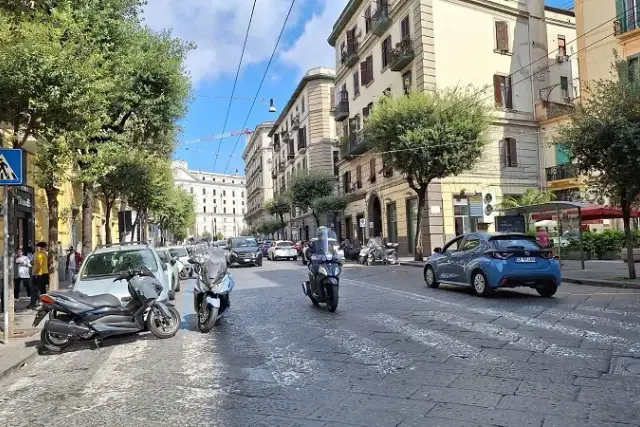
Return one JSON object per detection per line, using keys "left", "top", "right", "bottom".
{"left": 72, "top": 243, "right": 172, "bottom": 306}
{"left": 168, "top": 245, "right": 191, "bottom": 279}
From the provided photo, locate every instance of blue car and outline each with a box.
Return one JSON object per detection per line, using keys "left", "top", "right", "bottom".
{"left": 423, "top": 232, "right": 561, "bottom": 297}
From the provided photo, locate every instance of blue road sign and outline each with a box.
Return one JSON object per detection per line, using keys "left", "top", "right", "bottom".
{"left": 0, "top": 148, "right": 23, "bottom": 185}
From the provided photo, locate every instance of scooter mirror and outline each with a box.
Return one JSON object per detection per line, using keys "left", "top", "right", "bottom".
{"left": 188, "top": 270, "right": 194, "bottom": 278}
{"left": 162, "top": 263, "right": 168, "bottom": 271}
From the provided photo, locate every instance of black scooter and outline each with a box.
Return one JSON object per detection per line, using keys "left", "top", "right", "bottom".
{"left": 302, "top": 253, "right": 342, "bottom": 312}
{"left": 33, "top": 267, "right": 181, "bottom": 352}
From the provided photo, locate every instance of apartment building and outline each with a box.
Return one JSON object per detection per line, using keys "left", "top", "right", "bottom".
{"left": 172, "top": 160, "right": 247, "bottom": 238}
{"left": 268, "top": 67, "right": 337, "bottom": 241}
{"left": 242, "top": 121, "right": 275, "bottom": 228}
{"left": 328, "top": 0, "right": 576, "bottom": 256}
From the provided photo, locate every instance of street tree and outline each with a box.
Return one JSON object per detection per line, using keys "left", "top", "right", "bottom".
{"left": 498, "top": 188, "right": 556, "bottom": 231}
{"left": 154, "top": 186, "right": 195, "bottom": 245}
{"left": 559, "top": 59, "right": 640, "bottom": 279}
{"left": 289, "top": 171, "right": 337, "bottom": 226}
{"left": 364, "top": 88, "right": 493, "bottom": 261}
{"left": 265, "top": 196, "right": 290, "bottom": 224}
{"left": 312, "top": 195, "right": 349, "bottom": 229}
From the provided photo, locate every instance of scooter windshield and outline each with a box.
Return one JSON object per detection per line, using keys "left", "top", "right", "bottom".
{"left": 199, "top": 246, "right": 228, "bottom": 286}
{"left": 311, "top": 228, "right": 342, "bottom": 262}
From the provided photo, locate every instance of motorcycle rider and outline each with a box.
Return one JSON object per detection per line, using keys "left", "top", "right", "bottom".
{"left": 308, "top": 227, "right": 331, "bottom": 272}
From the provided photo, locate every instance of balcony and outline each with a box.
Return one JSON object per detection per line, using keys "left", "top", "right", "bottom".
{"left": 341, "top": 130, "right": 366, "bottom": 159}
{"left": 341, "top": 41, "right": 359, "bottom": 68}
{"left": 389, "top": 38, "right": 415, "bottom": 72}
{"left": 614, "top": 14, "right": 640, "bottom": 36}
{"left": 287, "top": 153, "right": 295, "bottom": 163}
{"left": 535, "top": 100, "right": 573, "bottom": 122}
{"left": 546, "top": 163, "right": 578, "bottom": 182}
{"left": 291, "top": 115, "right": 300, "bottom": 130}
{"left": 297, "top": 138, "right": 307, "bottom": 153}
{"left": 334, "top": 92, "right": 350, "bottom": 122}
{"left": 371, "top": 4, "right": 391, "bottom": 36}
{"left": 278, "top": 159, "right": 285, "bottom": 169}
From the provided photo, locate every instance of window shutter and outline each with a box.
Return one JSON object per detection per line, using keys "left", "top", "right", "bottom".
{"left": 508, "top": 138, "right": 518, "bottom": 167}
{"left": 369, "top": 158, "right": 376, "bottom": 182}
{"left": 616, "top": 0, "right": 626, "bottom": 32}
{"left": 495, "top": 21, "right": 509, "bottom": 52}
{"left": 356, "top": 165, "right": 362, "bottom": 187}
{"left": 330, "top": 87, "right": 335, "bottom": 109}
{"left": 499, "top": 139, "right": 506, "bottom": 167}
{"left": 505, "top": 76, "right": 513, "bottom": 109}
{"left": 493, "top": 74, "right": 503, "bottom": 107}
{"left": 367, "top": 56, "right": 373, "bottom": 83}
{"left": 360, "top": 61, "right": 367, "bottom": 85}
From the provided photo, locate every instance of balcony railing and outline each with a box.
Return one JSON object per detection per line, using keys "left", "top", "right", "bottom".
{"left": 278, "top": 159, "right": 285, "bottom": 169}
{"left": 287, "top": 153, "right": 295, "bottom": 163}
{"left": 614, "top": 12, "right": 640, "bottom": 36}
{"left": 371, "top": 3, "right": 391, "bottom": 36}
{"left": 341, "top": 41, "right": 359, "bottom": 68}
{"left": 390, "top": 38, "right": 415, "bottom": 72}
{"left": 334, "top": 92, "right": 350, "bottom": 122}
{"left": 341, "top": 130, "right": 366, "bottom": 158}
{"left": 546, "top": 163, "right": 578, "bottom": 182}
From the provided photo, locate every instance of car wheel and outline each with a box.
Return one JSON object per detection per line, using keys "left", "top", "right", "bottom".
{"left": 472, "top": 270, "right": 492, "bottom": 297}
{"left": 293, "top": 256, "right": 297, "bottom": 261}
{"left": 424, "top": 266, "right": 439, "bottom": 288}
{"left": 537, "top": 285, "right": 558, "bottom": 297}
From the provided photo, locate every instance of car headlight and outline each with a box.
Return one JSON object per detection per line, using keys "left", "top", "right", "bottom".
{"left": 256, "top": 251, "right": 261, "bottom": 257}
{"left": 230, "top": 251, "right": 238, "bottom": 257}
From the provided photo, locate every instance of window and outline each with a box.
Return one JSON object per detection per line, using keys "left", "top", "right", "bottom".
{"left": 190, "top": 187, "right": 193, "bottom": 193}
{"left": 628, "top": 55, "right": 640, "bottom": 81}
{"left": 401, "top": 16, "right": 410, "bottom": 40}
{"left": 495, "top": 21, "right": 509, "bottom": 52}
{"left": 360, "top": 55, "right": 374, "bottom": 85}
{"left": 233, "top": 200, "right": 236, "bottom": 205}
{"left": 560, "top": 76, "right": 569, "bottom": 98}
{"left": 557, "top": 35, "right": 566, "bottom": 57}
{"left": 224, "top": 208, "right": 226, "bottom": 214}
{"left": 369, "top": 157, "right": 376, "bottom": 183}
{"left": 356, "top": 165, "right": 362, "bottom": 188}
{"left": 493, "top": 74, "right": 513, "bottom": 109}
{"left": 241, "top": 191, "right": 244, "bottom": 197}
{"left": 233, "top": 208, "right": 236, "bottom": 214}
{"left": 202, "top": 177, "right": 205, "bottom": 181}
{"left": 204, "top": 206, "right": 207, "bottom": 213}
{"left": 461, "top": 237, "right": 481, "bottom": 251}
{"left": 213, "top": 189, "right": 216, "bottom": 196}
{"left": 382, "top": 36, "right": 392, "bottom": 69}
{"left": 203, "top": 198, "right": 206, "bottom": 204}
{"left": 443, "top": 235, "right": 465, "bottom": 254}
{"left": 353, "top": 71, "right": 360, "bottom": 96}
{"left": 232, "top": 191, "right": 235, "bottom": 197}
{"left": 333, "top": 151, "right": 339, "bottom": 176}
{"left": 301, "top": 96, "right": 305, "bottom": 113}
{"left": 223, "top": 190, "right": 226, "bottom": 196}
{"left": 363, "top": 105, "right": 370, "bottom": 117}
{"left": 382, "top": 159, "right": 392, "bottom": 177}
{"left": 407, "top": 199, "right": 418, "bottom": 254}
{"left": 214, "top": 207, "right": 217, "bottom": 213}
{"left": 223, "top": 200, "right": 226, "bottom": 204}
{"left": 202, "top": 188, "right": 206, "bottom": 195}
{"left": 365, "top": 5, "right": 372, "bottom": 33}
{"left": 500, "top": 138, "right": 518, "bottom": 167}
{"left": 343, "top": 170, "right": 351, "bottom": 193}
{"left": 402, "top": 70, "right": 412, "bottom": 94}
{"left": 387, "top": 203, "right": 398, "bottom": 243}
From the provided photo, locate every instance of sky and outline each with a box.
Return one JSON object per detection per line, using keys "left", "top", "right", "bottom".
{"left": 143, "top": 0, "right": 573, "bottom": 177}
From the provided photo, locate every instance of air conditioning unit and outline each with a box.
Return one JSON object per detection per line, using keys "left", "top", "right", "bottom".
{"left": 483, "top": 191, "right": 497, "bottom": 224}
{"left": 556, "top": 55, "right": 567, "bottom": 63}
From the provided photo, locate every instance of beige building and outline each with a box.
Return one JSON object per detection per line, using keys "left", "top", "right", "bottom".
{"left": 268, "top": 67, "right": 337, "bottom": 241}
{"left": 242, "top": 121, "right": 275, "bottom": 228}
{"left": 328, "top": 0, "right": 577, "bottom": 256}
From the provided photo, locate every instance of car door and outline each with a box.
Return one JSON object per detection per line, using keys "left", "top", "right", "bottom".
{"left": 434, "top": 235, "right": 465, "bottom": 282}
{"left": 450, "top": 234, "right": 482, "bottom": 283}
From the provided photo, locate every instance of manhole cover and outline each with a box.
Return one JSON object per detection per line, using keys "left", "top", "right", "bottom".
{"left": 609, "top": 357, "right": 640, "bottom": 377}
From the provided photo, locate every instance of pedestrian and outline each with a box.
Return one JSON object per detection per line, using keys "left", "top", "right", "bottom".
{"left": 536, "top": 227, "right": 550, "bottom": 248}
{"left": 66, "top": 245, "right": 82, "bottom": 281}
{"left": 29, "top": 242, "right": 49, "bottom": 309}
{"left": 14, "top": 248, "right": 31, "bottom": 301}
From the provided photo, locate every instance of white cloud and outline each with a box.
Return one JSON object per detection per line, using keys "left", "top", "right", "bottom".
{"left": 143, "top": 0, "right": 309, "bottom": 86}
{"left": 280, "top": 0, "right": 348, "bottom": 74}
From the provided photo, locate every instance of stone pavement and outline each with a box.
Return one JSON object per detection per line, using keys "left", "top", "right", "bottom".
{"left": 1, "top": 261, "right": 639, "bottom": 426}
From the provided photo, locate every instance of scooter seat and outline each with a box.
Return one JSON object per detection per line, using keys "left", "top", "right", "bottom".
{"left": 52, "top": 290, "right": 122, "bottom": 308}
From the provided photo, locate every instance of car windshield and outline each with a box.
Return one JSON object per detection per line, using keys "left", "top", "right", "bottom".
{"left": 491, "top": 236, "right": 542, "bottom": 251}
{"left": 231, "top": 237, "right": 257, "bottom": 248}
{"left": 277, "top": 241, "right": 293, "bottom": 247}
{"left": 169, "top": 247, "right": 188, "bottom": 257}
{"left": 81, "top": 249, "right": 158, "bottom": 278}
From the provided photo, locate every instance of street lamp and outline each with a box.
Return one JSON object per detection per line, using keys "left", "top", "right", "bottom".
{"left": 198, "top": 95, "right": 277, "bottom": 113}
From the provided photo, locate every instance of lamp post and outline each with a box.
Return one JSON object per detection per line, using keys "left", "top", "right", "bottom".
{"left": 198, "top": 95, "right": 277, "bottom": 113}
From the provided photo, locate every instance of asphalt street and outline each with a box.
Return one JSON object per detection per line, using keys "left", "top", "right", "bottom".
{"left": 1, "top": 261, "right": 640, "bottom": 427}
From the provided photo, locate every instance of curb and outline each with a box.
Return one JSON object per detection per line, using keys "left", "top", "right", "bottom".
{"left": 0, "top": 346, "right": 38, "bottom": 380}
{"left": 399, "top": 262, "right": 424, "bottom": 268}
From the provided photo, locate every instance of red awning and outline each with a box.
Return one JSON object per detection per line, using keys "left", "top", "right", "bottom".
{"left": 531, "top": 204, "right": 640, "bottom": 221}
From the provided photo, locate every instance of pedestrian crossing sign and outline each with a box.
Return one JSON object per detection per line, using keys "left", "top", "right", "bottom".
{"left": 0, "top": 148, "right": 23, "bottom": 185}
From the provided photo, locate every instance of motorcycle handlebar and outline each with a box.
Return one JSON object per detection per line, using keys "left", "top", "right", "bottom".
{"left": 113, "top": 265, "right": 156, "bottom": 282}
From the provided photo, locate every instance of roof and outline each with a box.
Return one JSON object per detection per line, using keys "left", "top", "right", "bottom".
{"left": 268, "top": 68, "right": 335, "bottom": 137}
{"left": 544, "top": 5, "right": 576, "bottom": 17}
{"left": 327, "top": 0, "right": 363, "bottom": 47}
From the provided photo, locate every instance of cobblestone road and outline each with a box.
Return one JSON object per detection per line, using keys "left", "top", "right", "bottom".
{"left": 1, "top": 261, "right": 640, "bottom": 427}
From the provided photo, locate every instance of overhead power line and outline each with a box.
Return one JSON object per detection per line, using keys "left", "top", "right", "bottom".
{"left": 212, "top": 0, "right": 258, "bottom": 172}
{"left": 223, "top": 0, "right": 297, "bottom": 174}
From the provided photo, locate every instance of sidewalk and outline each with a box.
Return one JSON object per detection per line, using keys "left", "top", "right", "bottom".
{"left": 0, "top": 278, "right": 71, "bottom": 379}
{"left": 399, "top": 257, "right": 640, "bottom": 289}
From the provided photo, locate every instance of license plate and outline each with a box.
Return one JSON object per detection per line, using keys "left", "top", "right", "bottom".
{"left": 244, "top": 259, "right": 250, "bottom": 262}
{"left": 515, "top": 257, "right": 537, "bottom": 263}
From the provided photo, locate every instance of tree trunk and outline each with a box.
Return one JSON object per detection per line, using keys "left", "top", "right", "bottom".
{"left": 413, "top": 187, "right": 427, "bottom": 262}
{"left": 81, "top": 183, "right": 94, "bottom": 256}
{"left": 141, "top": 209, "right": 148, "bottom": 241}
{"left": 622, "top": 201, "right": 636, "bottom": 279}
{"left": 104, "top": 198, "right": 113, "bottom": 245}
{"left": 45, "top": 187, "right": 60, "bottom": 291}
{"left": 313, "top": 212, "right": 320, "bottom": 227}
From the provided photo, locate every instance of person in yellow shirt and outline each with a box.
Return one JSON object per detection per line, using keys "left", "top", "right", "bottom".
{"left": 29, "top": 242, "right": 49, "bottom": 309}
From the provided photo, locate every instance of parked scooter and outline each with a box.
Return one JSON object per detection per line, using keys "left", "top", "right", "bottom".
{"left": 302, "top": 227, "right": 343, "bottom": 312}
{"left": 188, "top": 243, "right": 234, "bottom": 333}
{"left": 33, "top": 266, "right": 181, "bottom": 353}
{"left": 365, "top": 238, "right": 399, "bottom": 265}
{"left": 340, "top": 240, "right": 361, "bottom": 262}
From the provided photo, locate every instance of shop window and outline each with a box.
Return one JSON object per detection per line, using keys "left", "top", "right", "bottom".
{"left": 387, "top": 203, "right": 398, "bottom": 243}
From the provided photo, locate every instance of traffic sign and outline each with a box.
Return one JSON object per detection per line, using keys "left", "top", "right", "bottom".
{"left": 0, "top": 149, "right": 22, "bottom": 185}
{"left": 359, "top": 218, "right": 366, "bottom": 228}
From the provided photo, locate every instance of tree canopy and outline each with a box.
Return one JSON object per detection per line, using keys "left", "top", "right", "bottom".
{"left": 498, "top": 188, "right": 556, "bottom": 231}
{"left": 289, "top": 171, "right": 337, "bottom": 226}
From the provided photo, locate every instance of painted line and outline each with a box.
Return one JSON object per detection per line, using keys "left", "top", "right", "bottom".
{"left": 574, "top": 304, "right": 640, "bottom": 319}
{"left": 343, "top": 278, "right": 640, "bottom": 354}
{"left": 543, "top": 308, "right": 640, "bottom": 334}
{"left": 368, "top": 313, "right": 504, "bottom": 364}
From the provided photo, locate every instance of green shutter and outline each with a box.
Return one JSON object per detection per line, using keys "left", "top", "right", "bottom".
{"left": 616, "top": 0, "right": 627, "bottom": 32}
{"left": 555, "top": 143, "right": 570, "bottom": 164}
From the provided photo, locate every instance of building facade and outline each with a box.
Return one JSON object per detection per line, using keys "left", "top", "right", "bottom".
{"left": 172, "top": 161, "right": 247, "bottom": 238}
{"left": 268, "top": 67, "right": 337, "bottom": 241}
{"left": 328, "top": 0, "right": 577, "bottom": 256}
{"left": 243, "top": 121, "right": 275, "bottom": 228}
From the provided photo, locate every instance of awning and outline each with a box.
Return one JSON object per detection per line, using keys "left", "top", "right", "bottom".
{"left": 531, "top": 204, "right": 640, "bottom": 221}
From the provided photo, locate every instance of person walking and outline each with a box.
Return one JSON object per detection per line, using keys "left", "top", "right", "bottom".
{"left": 14, "top": 248, "right": 31, "bottom": 301}
{"left": 65, "top": 245, "right": 82, "bottom": 281}
{"left": 29, "top": 242, "right": 49, "bottom": 309}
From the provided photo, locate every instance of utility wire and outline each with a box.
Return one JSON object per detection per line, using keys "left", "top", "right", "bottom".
{"left": 212, "top": 0, "right": 258, "bottom": 172}
{"left": 223, "top": 0, "right": 297, "bottom": 174}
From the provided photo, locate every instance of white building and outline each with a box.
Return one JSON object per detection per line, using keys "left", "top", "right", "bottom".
{"left": 172, "top": 161, "right": 247, "bottom": 238}
{"left": 242, "top": 121, "right": 275, "bottom": 228}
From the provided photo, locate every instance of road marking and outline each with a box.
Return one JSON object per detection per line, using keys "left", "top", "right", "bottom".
{"left": 368, "top": 313, "right": 504, "bottom": 364}
{"left": 543, "top": 308, "right": 640, "bottom": 333}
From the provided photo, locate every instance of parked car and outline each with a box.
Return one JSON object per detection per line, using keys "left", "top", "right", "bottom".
{"left": 156, "top": 248, "right": 181, "bottom": 293}
{"left": 423, "top": 232, "right": 561, "bottom": 297}
{"left": 226, "top": 236, "right": 263, "bottom": 267}
{"left": 260, "top": 241, "right": 272, "bottom": 256}
{"left": 267, "top": 240, "right": 298, "bottom": 261}
{"left": 72, "top": 242, "right": 174, "bottom": 306}
{"left": 168, "top": 245, "right": 191, "bottom": 279}
{"left": 302, "top": 237, "right": 344, "bottom": 265}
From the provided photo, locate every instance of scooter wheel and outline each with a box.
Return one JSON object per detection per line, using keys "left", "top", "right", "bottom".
{"left": 40, "top": 329, "right": 71, "bottom": 353}
{"left": 197, "top": 303, "right": 219, "bottom": 333}
{"left": 147, "top": 306, "right": 181, "bottom": 339}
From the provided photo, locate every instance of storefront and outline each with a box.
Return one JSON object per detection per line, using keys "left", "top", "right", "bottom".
{"left": 10, "top": 185, "right": 35, "bottom": 251}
